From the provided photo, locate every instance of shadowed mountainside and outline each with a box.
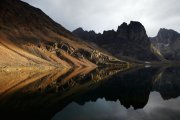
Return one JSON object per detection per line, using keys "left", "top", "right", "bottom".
{"left": 150, "top": 28, "right": 180, "bottom": 60}
{"left": 73, "top": 22, "right": 164, "bottom": 62}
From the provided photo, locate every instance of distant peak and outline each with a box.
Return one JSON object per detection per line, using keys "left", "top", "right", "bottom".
{"left": 117, "top": 22, "right": 128, "bottom": 31}
{"left": 74, "top": 27, "right": 84, "bottom": 31}
{"left": 117, "top": 21, "right": 145, "bottom": 33}
{"left": 157, "top": 28, "right": 179, "bottom": 36}
{"left": 159, "top": 28, "right": 167, "bottom": 31}
{"left": 72, "top": 27, "right": 86, "bottom": 34}
{"left": 121, "top": 22, "right": 128, "bottom": 26}
{"left": 73, "top": 27, "right": 99, "bottom": 35}
{"left": 159, "top": 28, "right": 177, "bottom": 33}
{"left": 159, "top": 28, "right": 170, "bottom": 33}
{"left": 129, "top": 21, "right": 144, "bottom": 28}
{"left": 129, "top": 21, "right": 142, "bottom": 25}
{"left": 89, "top": 30, "right": 96, "bottom": 34}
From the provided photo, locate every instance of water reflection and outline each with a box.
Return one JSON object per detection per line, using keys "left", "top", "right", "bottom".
{"left": 53, "top": 92, "right": 180, "bottom": 120}
{"left": 0, "top": 66, "right": 180, "bottom": 120}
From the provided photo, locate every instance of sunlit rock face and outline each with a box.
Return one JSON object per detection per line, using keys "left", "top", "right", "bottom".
{"left": 150, "top": 28, "right": 180, "bottom": 60}
{"left": 73, "top": 21, "right": 159, "bottom": 61}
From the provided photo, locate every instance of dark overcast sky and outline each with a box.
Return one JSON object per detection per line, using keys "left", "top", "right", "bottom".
{"left": 22, "top": 0, "right": 180, "bottom": 36}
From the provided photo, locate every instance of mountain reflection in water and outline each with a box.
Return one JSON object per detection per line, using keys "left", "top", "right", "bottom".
{"left": 53, "top": 92, "right": 180, "bottom": 120}
{"left": 0, "top": 65, "right": 180, "bottom": 120}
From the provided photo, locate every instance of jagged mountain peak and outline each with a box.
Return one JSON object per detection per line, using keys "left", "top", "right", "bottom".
{"left": 129, "top": 21, "right": 146, "bottom": 32}
{"left": 73, "top": 27, "right": 98, "bottom": 35}
{"left": 117, "top": 22, "right": 128, "bottom": 32}
{"left": 117, "top": 21, "right": 145, "bottom": 32}
{"left": 103, "top": 29, "right": 116, "bottom": 34}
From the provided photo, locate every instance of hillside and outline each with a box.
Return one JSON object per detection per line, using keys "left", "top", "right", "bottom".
{"left": 0, "top": 0, "right": 128, "bottom": 71}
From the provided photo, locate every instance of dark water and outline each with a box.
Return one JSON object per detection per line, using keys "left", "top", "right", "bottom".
{"left": 0, "top": 66, "right": 180, "bottom": 120}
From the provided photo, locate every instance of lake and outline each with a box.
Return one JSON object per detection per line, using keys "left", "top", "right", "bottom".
{"left": 0, "top": 66, "right": 180, "bottom": 120}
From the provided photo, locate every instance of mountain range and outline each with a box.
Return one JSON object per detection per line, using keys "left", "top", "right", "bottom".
{"left": 73, "top": 22, "right": 166, "bottom": 62}
{"left": 73, "top": 26, "right": 180, "bottom": 62}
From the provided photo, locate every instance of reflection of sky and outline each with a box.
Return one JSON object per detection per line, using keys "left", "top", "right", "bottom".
{"left": 52, "top": 92, "right": 180, "bottom": 120}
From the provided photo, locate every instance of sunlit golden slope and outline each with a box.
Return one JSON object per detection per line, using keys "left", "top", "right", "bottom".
{"left": 0, "top": 0, "right": 128, "bottom": 71}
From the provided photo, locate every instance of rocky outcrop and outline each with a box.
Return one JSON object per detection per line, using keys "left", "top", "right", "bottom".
{"left": 73, "top": 21, "right": 159, "bottom": 61}
{"left": 150, "top": 28, "right": 180, "bottom": 60}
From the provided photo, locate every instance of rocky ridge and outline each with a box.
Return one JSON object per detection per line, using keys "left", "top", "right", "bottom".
{"left": 73, "top": 21, "right": 162, "bottom": 62}
{"left": 150, "top": 28, "right": 180, "bottom": 60}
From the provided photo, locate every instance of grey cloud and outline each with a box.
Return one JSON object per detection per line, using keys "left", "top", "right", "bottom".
{"left": 22, "top": 0, "right": 180, "bottom": 36}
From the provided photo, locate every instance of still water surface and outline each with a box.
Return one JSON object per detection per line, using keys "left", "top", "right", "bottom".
{"left": 0, "top": 66, "right": 180, "bottom": 120}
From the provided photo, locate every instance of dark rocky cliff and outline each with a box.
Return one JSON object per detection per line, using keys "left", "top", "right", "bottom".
{"left": 73, "top": 21, "right": 159, "bottom": 61}
{"left": 150, "top": 28, "right": 180, "bottom": 60}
